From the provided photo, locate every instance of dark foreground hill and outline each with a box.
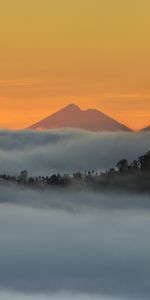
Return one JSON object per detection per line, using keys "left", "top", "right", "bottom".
{"left": 1, "top": 150, "right": 150, "bottom": 193}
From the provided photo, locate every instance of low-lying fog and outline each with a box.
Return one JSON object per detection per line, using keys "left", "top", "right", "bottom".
{"left": 0, "top": 129, "right": 149, "bottom": 175}
{"left": 0, "top": 187, "right": 150, "bottom": 299}
{"left": 0, "top": 130, "right": 150, "bottom": 300}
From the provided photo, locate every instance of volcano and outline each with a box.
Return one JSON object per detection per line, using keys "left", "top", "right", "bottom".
{"left": 28, "top": 104, "right": 131, "bottom": 132}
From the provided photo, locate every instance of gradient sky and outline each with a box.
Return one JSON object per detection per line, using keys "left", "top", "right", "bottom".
{"left": 0, "top": 0, "right": 150, "bottom": 130}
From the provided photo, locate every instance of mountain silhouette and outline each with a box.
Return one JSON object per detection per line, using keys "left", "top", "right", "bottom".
{"left": 28, "top": 104, "right": 131, "bottom": 132}
{"left": 141, "top": 125, "right": 150, "bottom": 131}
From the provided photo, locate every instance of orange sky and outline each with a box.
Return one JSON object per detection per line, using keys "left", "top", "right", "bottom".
{"left": 0, "top": 0, "right": 150, "bottom": 130}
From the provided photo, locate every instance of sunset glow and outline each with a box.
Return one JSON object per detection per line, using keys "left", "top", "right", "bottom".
{"left": 0, "top": 0, "right": 150, "bottom": 130}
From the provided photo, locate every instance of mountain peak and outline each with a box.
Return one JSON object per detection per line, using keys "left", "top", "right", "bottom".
{"left": 61, "top": 103, "right": 80, "bottom": 111}
{"left": 28, "top": 103, "right": 131, "bottom": 132}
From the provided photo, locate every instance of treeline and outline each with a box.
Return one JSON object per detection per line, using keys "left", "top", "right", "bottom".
{"left": 0, "top": 150, "right": 150, "bottom": 192}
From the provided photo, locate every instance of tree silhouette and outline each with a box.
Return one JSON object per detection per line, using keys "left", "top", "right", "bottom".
{"left": 116, "top": 159, "right": 128, "bottom": 172}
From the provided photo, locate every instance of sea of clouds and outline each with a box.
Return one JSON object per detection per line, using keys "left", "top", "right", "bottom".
{"left": 0, "top": 129, "right": 149, "bottom": 175}
{"left": 0, "top": 292, "right": 128, "bottom": 300}
{"left": 0, "top": 130, "right": 150, "bottom": 300}
{"left": 0, "top": 186, "right": 150, "bottom": 300}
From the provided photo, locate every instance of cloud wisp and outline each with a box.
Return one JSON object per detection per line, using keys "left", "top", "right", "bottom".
{"left": 0, "top": 291, "right": 128, "bottom": 300}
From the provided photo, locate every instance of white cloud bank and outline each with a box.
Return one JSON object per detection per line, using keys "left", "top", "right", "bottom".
{"left": 0, "top": 190, "right": 150, "bottom": 299}
{"left": 0, "top": 292, "right": 127, "bottom": 300}
{"left": 0, "top": 130, "right": 150, "bottom": 300}
{"left": 0, "top": 129, "right": 149, "bottom": 175}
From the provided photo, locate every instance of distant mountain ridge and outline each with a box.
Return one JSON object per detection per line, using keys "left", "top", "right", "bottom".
{"left": 141, "top": 125, "right": 150, "bottom": 131}
{"left": 28, "top": 104, "right": 132, "bottom": 132}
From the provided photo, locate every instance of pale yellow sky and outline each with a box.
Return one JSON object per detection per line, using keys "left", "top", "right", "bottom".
{"left": 0, "top": 0, "right": 150, "bottom": 130}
